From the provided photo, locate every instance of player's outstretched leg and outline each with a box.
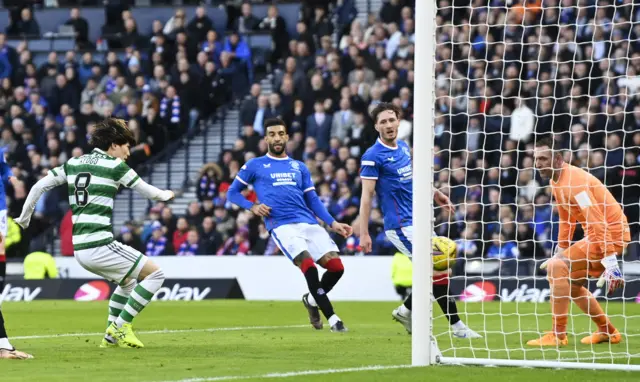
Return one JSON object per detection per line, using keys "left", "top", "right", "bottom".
{"left": 571, "top": 280, "right": 621, "bottom": 345}
{"left": 0, "top": 309, "right": 33, "bottom": 359}
{"left": 296, "top": 252, "right": 347, "bottom": 332}
{"left": 101, "top": 279, "right": 136, "bottom": 348}
{"left": 528, "top": 257, "right": 570, "bottom": 347}
{"left": 302, "top": 253, "right": 345, "bottom": 331}
{"left": 433, "top": 279, "right": 481, "bottom": 339}
{"left": 107, "top": 260, "right": 165, "bottom": 348}
{"left": 318, "top": 254, "right": 345, "bottom": 293}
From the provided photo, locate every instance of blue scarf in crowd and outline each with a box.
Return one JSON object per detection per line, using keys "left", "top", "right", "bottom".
{"left": 160, "top": 96, "right": 181, "bottom": 124}
{"left": 105, "top": 76, "right": 116, "bottom": 95}
{"left": 177, "top": 242, "right": 198, "bottom": 256}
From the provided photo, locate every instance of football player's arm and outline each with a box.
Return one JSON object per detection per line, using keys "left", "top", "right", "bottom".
{"left": 359, "top": 178, "right": 376, "bottom": 236}
{"left": 301, "top": 164, "right": 336, "bottom": 226}
{"left": 0, "top": 162, "right": 13, "bottom": 184}
{"left": 575, "top": 187, "right": 615, "bottom": 255}
{"left": 359, "top": 156, "right": 379, "bottom": 237}
{"left": 116, "top": 162, "right": 174, "bottom": 201}
{"left": 228, "top": 178, "right": 254, "bottom": 210}
{"left": 15, "top": 166, "right": 67, "bottom": 229}
{"left": 228, "top": 161, "right": 255, "bottom": 211}
{"left": 556, "top": 202, "right": 577, "bottom": 251}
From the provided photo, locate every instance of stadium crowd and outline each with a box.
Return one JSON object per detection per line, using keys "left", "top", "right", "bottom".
{"left": 0, "top": 1, "right": 259, "bottom": 256}
{"left": 125, "top": 0, "right": 640, "bottom": 273}
{"left": 1, "top": 1, "right": 639, "bottom": 277}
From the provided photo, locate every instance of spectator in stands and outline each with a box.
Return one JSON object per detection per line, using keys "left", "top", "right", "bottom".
{"left": 185, "top": 201, "right": 204, "bottom": 227}
{"left": 64, "top": 8, "right": 90, "bottom": 49}
{"left": 146, "top": 222, "right": 169, "bottom": 257}
{"left": 200, "top": 216, "right": 223, "bottom": 255}
{"left": 163, "top": 8, "right": 186, "bottom": 37}
{"left": 487, "top": 233, "right": 519, "bottom": 275}
{"left": 117, "top": 226, "right": 144, "bottom": 254}
{"left": 6, "top": 8, "right": 40, "bottom": 37}
{"left": 172, "top": 217, "right": 190, "bottom": 252}
{"left": 235, "top": 2, "right": 261, "bottom": 34}
{"left": 306, "top": 100, "right": 333, "bottom": 150}
{"left": 217, "top": 227, "right": 250, "bottom": 256}
{"left": 160, "top": 86, "right": 182, "bottom": 138}
{"left": 188, "top": 6, "right": 214, "bottom": 44}
{"left": 197, "top": 163, "right": 221, "bottom": 202}
{"left": 259, "top": 5, "right": 288, "bottom": 65}
{"left": 177, "top": 229, "right": 203, "bottom": 256}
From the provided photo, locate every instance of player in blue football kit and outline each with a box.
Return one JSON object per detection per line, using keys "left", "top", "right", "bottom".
{"left": 358, "top": 103, "right": 481, "bottom": 339}
{"left": 228, "top": 118, "right": 353, "bottom": 332}
{"left": 0, "top": 150, "right": 33, "bottom": 359}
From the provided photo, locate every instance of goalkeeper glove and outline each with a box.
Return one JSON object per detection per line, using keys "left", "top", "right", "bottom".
{"left": 597, "top": 255, "right": 624, "bottom": 296}
{"left": 540, "top": 246, "right": 566, "bottom": 270}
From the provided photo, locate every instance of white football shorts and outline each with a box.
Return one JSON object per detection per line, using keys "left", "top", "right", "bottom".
{"left": 271, "top": 222, "right": 339, "bottom": 262}
{"left": 385, "top": 225, "right": 414, "bottom": 257}
{"left": 0, "top": 209, "right": 7, "bottom": 238}
{"left": 74, "top": 241, "right": 147, "bottom": 285}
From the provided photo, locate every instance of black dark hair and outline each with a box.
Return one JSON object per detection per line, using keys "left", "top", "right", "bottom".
{"left": 89, "top": 118, "right": 137, "bottom": 150}
{"left": 370, "top": 102, "right": 401, "bottom": 124}
{"left": 263, "top": 117, "right": 287, "bottom": 134}
{"left": 534, "top": 134, "right": 561, "bottom": 154}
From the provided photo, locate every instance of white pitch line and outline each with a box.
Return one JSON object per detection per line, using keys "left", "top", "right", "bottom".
{"left": 12, "top": 324, "right": 308, "bottom": 340}
{"left": 156, "top": 364, "right": 416, "bottom": 382}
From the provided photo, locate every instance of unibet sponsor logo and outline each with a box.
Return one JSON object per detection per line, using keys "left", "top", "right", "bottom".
{"left": 0, "top": 284, "right": 41, "bottom": 302}
{"left": 460, "top": 281, "right": 496, "bottom": 302}
{"left": 75, "top": 280, "right": 111, "bottom": 301}
{"left": 152, "top": 283, "right": 211, "bottom": 301}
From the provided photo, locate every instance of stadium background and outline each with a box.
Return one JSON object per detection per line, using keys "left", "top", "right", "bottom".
{"left": 0, "top": 0, "right": 638, "bottom": 281}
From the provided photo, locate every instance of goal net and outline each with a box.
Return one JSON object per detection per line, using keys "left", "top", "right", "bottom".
{"left": 426, "top": 0, "right": 640, "bottom": 370}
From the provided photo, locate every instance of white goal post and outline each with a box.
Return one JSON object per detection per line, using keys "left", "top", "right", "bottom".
{"left": 412, "top": 0, "right": 436, "bottom": 367}
{"left": 413, "top": 0, "right": 640, "bottom": 371}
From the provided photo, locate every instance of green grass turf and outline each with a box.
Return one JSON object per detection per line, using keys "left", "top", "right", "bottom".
{"left": 1, "top": 300, "right": 639, "bottom": 381}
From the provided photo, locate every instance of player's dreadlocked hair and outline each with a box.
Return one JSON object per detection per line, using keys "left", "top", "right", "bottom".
{"left": 370, "top": 102, "right": 402, "bottom": 124}
{"left": 89, "top": 118, "right": 137, "bottom": 151}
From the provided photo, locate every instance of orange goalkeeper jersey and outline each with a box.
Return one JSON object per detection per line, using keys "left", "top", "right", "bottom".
{"left": 551, "top": 162, "right": 629, "bottom": 254}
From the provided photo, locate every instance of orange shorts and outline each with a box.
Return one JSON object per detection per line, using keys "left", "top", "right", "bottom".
{"left": 564, "top": 226, "right": 631, "bottom": 280}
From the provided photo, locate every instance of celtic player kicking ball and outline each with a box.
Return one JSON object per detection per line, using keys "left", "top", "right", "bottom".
{"left": 15, "top": 118, "right": 175, "bottom": 349}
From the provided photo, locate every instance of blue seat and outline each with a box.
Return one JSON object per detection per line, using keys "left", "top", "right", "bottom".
{"left": 27, "top": 39, "right": 51, "bottom": 52}
{"left": 6, "top": 40, "right": 22, "bottom": 49}
{"left": 32, "top": 52, "right": 51, "bottom": 67}
{"left": 52, "top": 39, "right": 75, "bottom": 52}
{"left": 246, "top": 33, "right": 272, "bottom": 51}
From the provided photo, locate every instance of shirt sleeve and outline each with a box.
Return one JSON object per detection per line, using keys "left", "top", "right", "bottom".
{"left": 300, "top": 162, "right": 315, "bottom": 193}
{"left": 235, "top": 160, "right": 255, "bottom": 186}
{"left": 115, "top": 160, "right": 141, "bottom": 188}
{"left": 359, "top": 152, "right": 379, "bottom": 180}
{"left": 228, "top": 159, "right": 256, "bottom": 211}
{"left": 48, "top": 165, "right": 68, "bottom": 183}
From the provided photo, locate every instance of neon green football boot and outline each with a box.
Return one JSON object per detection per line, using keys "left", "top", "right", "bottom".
{"left": 106, "top": 323, "right": 144, "bottom": 348}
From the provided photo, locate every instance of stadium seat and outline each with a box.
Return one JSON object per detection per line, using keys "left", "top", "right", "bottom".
{"left": 27, "top": 39, "right": 52, "bottom": 52}
{"left": 52, "top": 39, "right": 76, "bottom": 52}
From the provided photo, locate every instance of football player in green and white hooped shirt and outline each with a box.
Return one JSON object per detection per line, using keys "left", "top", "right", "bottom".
{"left": 14, "top": 118, "right": 175, "bottom": 349}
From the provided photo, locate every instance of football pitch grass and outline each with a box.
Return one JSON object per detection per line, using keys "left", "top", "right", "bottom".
{"left": 2, "top": 300, "right": 640, "bottom": 381}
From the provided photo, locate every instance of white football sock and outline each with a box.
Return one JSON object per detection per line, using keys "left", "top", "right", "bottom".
{"left": 0, "top": 337, "right": 13, "bottom": 350}
{"left": 306, "top": 293, "right": 318, "bottom": 307}
{"left": 398, "top": 304, "right": 411, "bottom": 316}
{"left": 328, "top": 314, "right": 341, "bottom": 327}
{"left": 452, "top": 321, "right": 466, "bottom": 330}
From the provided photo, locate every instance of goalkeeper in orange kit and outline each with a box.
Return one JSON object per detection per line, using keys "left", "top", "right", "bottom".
{"left": 528, "top": 135, "right": 630, "bottom": 347}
